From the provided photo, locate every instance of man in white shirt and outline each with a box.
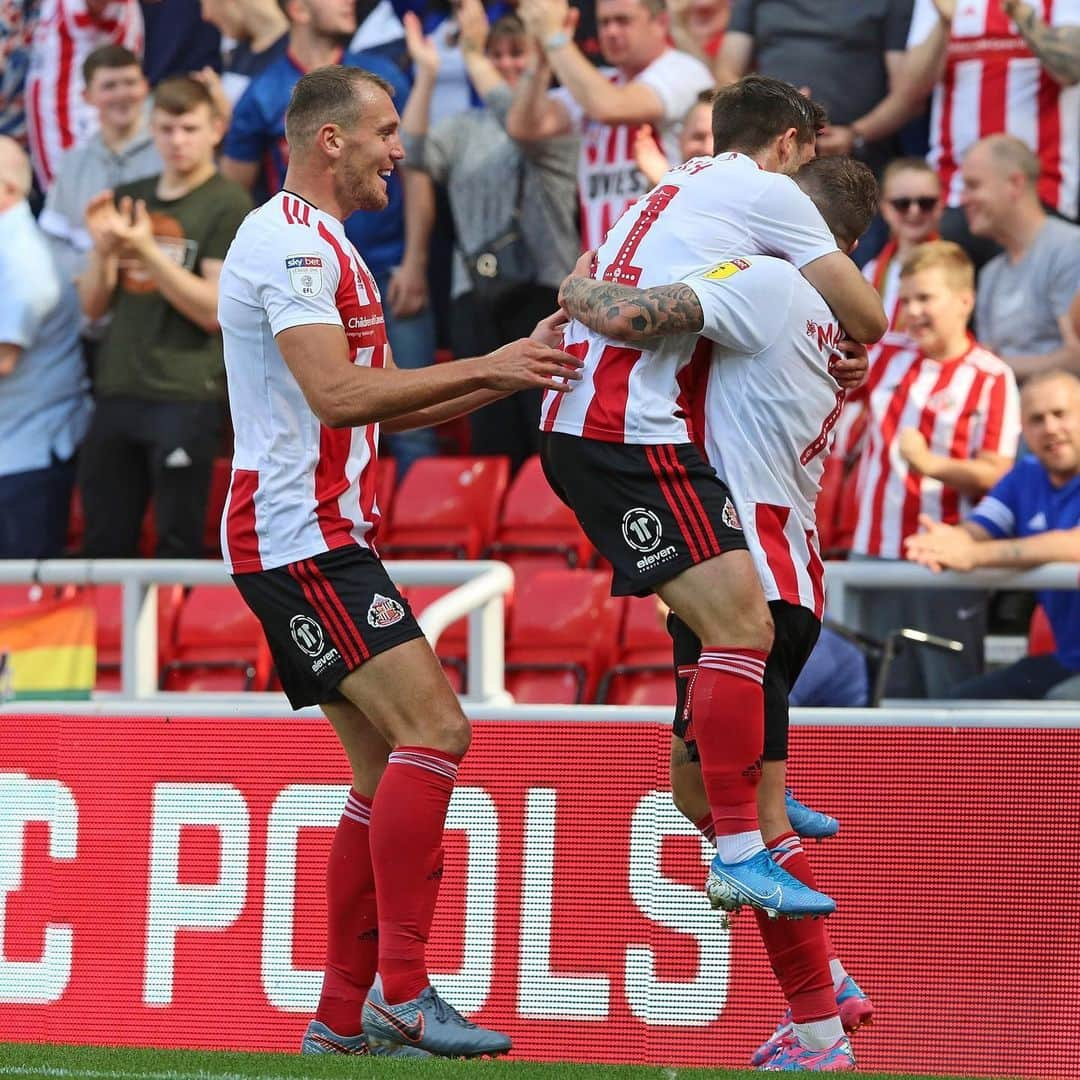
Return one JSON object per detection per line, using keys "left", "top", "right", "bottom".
{"left": 557, "top": 154, "right": 879, "bottom": 1074}
{"left": 217, "top": 64, "right": 581, "bottom": 1058}
{"left": 507, "top": 0, "right": 714, "bottom": 249}
{"left": 540, "top": 77, "right": 885, "bottom": 927}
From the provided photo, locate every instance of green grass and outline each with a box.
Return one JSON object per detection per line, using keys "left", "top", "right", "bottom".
{"left": 0, "top": 1044, "right": 988, "bottom": 1080}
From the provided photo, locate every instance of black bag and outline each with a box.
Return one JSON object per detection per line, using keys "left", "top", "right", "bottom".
{"left": 461, "top": 161, "right": 536, "bottom": 302}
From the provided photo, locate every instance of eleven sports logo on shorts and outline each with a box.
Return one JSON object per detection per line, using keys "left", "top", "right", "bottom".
{"left": 286, "top": 255, "right": 324, "bottom": 298}
{"left": 622, "top": 508, "right": 677, "bottom": 572}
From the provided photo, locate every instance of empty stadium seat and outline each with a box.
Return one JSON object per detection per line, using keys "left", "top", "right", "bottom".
{"left": 487, "top": 455, "right": 592, "bottom": 569}
{"left": 1028, "top": 605, "right": 1056, "bottom": 656}
{"left": 380, "top": 456, "right": 510, "bottom": 560}
{"left": 596, "top": 594, "right": 673, "bottom": 704}
{"left": 506, "top": 569, "right": 622, "bottom": 703}
{"left": 202, "top": 458, "right": 233, "bottom": 558}
{"left": 161, "top": 586, "right": 271, "bottom": 692}
{"left": 401, "top": 583, "right": 470, "bottom": 690}
{"left": 374, "top": 456, "right": 397, "bottom": 524}
{"left": 84, "top": 584, "right": 182, "bottom": 691}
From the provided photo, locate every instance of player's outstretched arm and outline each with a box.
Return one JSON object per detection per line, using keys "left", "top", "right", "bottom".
{"left": 559, "top": 276, "right": 704, "bottom": 343}
{"left": 277, "top": 324, "right": 582, "bottom": 429}
{"left": 800, "top": 252, "right": 888, "bottom": 345}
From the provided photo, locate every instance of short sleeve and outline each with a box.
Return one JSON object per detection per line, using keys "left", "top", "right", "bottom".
{"left": 978, "top": 368, "right": 1021, "bottom": 456}
{"left": 222, "top": 81, "right": 268, "bottom": 162}
{"left": 727, "top": 0, "right": 754, "bottom": 34}
{"left": 256, "top": 231, "right": 345, "bottom": 337}
{"left": 682, "top": 256, "right": 790, "bottom": 353}
{"left": 968, "top": 469, "right": 1021, "bottom": 539}
{"left": 1048, "top": 234, "right": 1080, "bottom": 320}
{"left": 885, "top": 0, "right": 915, "bottom": 51}
{"left": 636, "top": 51, "right": 713, "bottom": 124}
{"left": 746, "top": 177, "right": 838, "bottom": 269}
{"left": 201, "top": 184, "right": 253, "bottom": 266}
{"left": 906, "top": 0, "right": 940, "bottom": 48}
{"left": 550, "top": 85, "right": 586, "bottom": 133}
{"left": 0, "top": 232, "right": 59, "bottom": 347}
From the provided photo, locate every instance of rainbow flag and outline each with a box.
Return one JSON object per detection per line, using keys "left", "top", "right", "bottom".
{"left": 0, "top": 597, "right": 96, "bottom": 700}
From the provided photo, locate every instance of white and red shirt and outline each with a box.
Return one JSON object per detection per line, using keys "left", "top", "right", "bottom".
{"left": 552, "top": 47, "right": 713, "bottom": 251}
{"left": 26, "top": 0, "right": 143, "bottom": 189}
{"left": 217, "top": 190, "right": 389, "bottom": 574}
{"left": 539, "top": 153, "right": 838, "bottom": 444}
{"left": 694, "top": 256, "right": 846, "bottom": 618}
{"left": 851, "top": 338, "right": 1021, "bottom": 559}
{"left": 907, "top": 0, "right": 1080, "bottom": 215}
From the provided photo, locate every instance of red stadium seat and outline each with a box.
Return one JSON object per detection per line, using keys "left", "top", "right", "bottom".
{"left": 401, "top": 583, "right": 470, "bottom": 689}
{"left": 596, "top": 594, "right": 673, "bottom": 704}
{"left": 202, "top": 458, "right": 232, "bottom": 558}
{"left": 1028, "top": 605, "right": 1056, "bottom": 656}
{"left": 375, "top": 456, "right": 397, "bottom": 524}
{"left": 83, "top": 584, "right": 182, "bottom": 691}
{"left": 0, "top": 584, "right": 54, "bottom": 612}
{"left": 487, "top": 455, "right": 593, "bottom": 569}
{"left": 161, "top": 586, "right": 271, "bottom": 692}
{"left": 380, "top": 456, "right": 510, "bottom": 560}
{"left": 506, "top": 569, "right": 622, "bottom": 703}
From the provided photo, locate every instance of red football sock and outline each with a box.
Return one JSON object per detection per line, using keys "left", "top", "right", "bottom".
{"left": 694, "top": 812, "right": 716, "bottom": 843}
{"left": 369, "top": 746, "right": 460, "bottom": 1005}
{"left": 754, "top": 831, "right": 836, "bottom": 1024}
{"left": 315, "top": 790, "right": 378, "bottom": 1036}
{"left": 772, "top": 830, "right": 840, "bottom": 965}
{"left": 692, "top": 647, "right": 768, "bottom": 836}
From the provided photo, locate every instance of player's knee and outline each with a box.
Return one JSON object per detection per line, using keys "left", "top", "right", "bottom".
{"left": 425, "top": 711, "right": 471, "bottom": 758}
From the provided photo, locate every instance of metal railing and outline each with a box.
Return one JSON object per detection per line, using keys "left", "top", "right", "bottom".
{"left": 1, "top": 557, "right": 1077, "bottom": 706}
{"left": 0, "top": 559, "right": 513, "bottom": 704}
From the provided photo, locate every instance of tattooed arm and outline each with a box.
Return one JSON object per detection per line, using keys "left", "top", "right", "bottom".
{"left": 1003, "top": 0, "right": 1080, "bottom": 86}
{"left": 557, "top": 276, "right": 704, "bottom": 343}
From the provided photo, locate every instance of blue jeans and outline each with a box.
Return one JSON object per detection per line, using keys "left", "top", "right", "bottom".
{"left": 946, "top": 654, "right": 1077, "bottom": 700}
{"left": 0, "top": 455, "right": 77, "bottom": 559}
{"left": 374, "top": 268, "right": 439, "bottom": 476}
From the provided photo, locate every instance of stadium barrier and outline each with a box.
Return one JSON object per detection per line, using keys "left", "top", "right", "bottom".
{"left": 0, "top": 701, "right": 1076, "bottom": 1079}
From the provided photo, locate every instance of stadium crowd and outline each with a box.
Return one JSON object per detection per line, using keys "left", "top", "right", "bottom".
{"left": 0, "top": 0, "right": 1078, "bottom": 703}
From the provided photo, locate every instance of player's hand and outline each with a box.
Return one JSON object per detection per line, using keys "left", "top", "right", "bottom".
{"left": 531, "top": 309, "right": 569, "bottom": 347}
{"left": 192, "top": 66, "right": 231, "bottom": 127}
{"left": 903, "top": 514, "right": 977, "bottom": 573}
{"left": 816, "top": 125, "right": 856, "bottom": 157}
{"left": 457, "top": 0, "right": 490, "bottom": 53}
{"left": 829, "top": 338, "right": 868, "bottom": 389}
{"left": 897, "top": 427, "right": 931, "bottom": 472}
{"left": 567, "top": 248, "right": 596, "bottom": 282}
{"left": 403, "top": 11, "right": 440, "bottom": 74}
{"left": 84, "top": 189, "right": 123, "bottom": 254}
{"left": 481, "top": 337, "right": 583, "bottom": 392}
{"left": 112, "top": 196, "right": 157, "bottom": 259}
{"left": 634, "top": 125, "right": 671, "bottom": 186}
{"left": 387, "top": 260, "right": 429, "bottom": 318}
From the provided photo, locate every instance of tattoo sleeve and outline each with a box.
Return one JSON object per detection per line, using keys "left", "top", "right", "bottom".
{"left": 559, "top": 277, "right": 705, "bottom": 342}
{"left": 1011, "top": 4, "right": 1080, "bottom": 85}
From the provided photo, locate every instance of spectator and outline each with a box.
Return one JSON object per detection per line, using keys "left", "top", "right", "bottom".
{"left": 199, "top": 0, "right": 289, "bottom": 107}
{"left": 0, "top": 0, "right": 39, "bottom": 151}
{"left": 39, "top": 45, "right": 161, "bottom": 285}
{"left": 401, "top": 0, "right": 577, "bottom": 471}
{"left": 905, "top": 370, "right": 1080, "bottom": 700}
{"left": 507, "top": 0, "right": 713, "bottom": 251}
{"left": 0, "top": 137, "right": 93, "bottom": 559}
{"left": 222, "top": 0, "right": 439, "bottom": 474}
{"left": 140, "top": 0, "right": 223, "bottom": 85}
{"left": 665, "top": 0, "right": 728, "bottom": 76}
{"left": 76, "top": 76, "right": 251, "bottom": 558}
{"left": 962, "top": 135, "right": 1080, "bottom": 382}
{"left": 900, "top": 0, "right": 1079, "bottom": 267}
{"left": 633, "top": 86, "right": 714, "bottom": 185}
{"left": 718, "top": 0, "right": 915, "bottom": 175}
{"left": 849, "top": 240, "right": 1020, "bottom": 697}
{"left": 25, "top": 0, "right": 144, "bottom": 190}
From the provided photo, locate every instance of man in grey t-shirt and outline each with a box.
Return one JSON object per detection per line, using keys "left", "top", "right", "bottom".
{"left": 963, "top": 135, "right": 1080, "bottom": 381}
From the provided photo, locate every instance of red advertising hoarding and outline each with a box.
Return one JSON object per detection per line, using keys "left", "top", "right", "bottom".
{"left": 1, "top": 714, "right": 1074, "bottom": 1077}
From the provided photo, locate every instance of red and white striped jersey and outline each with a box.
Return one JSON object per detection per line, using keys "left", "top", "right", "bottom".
{"left": 861, "top": 238, "right": 916, "bottom": 355}
{"left": 907, "top": 0, "right": 1080, "bottom": 215}
{"left": 539, "top": 153, "right": 838, "bottom": 444}
{"left": 25, "top": 0, "right": 143, "bottom": 189}
{"left": 696, "top": 257, "right": 845, "bottom": 618}
{"left": 217, "top": 190, "right": 388, "bottom": 575}
{"left": 851, "top": 339, "right": 1021, "bottom": 559}
{"left": 552, "top": 48, "right": 713, "bottom": 251}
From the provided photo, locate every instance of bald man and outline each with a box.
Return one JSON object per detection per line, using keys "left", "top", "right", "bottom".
{"left": 906, "top": 370, "right": 1080, "bottom": 700}
{"left": 0, "top": 136, "right": 92, "bottom": 558}
{"left": 962, "top": 135, "right": 1080, "bottom": 382}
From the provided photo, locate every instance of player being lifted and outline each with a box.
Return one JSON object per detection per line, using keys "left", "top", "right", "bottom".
{"left": 217, "top": 65, "right": 581, "bottom": 1058}
{"left": 559, "top": 155, "right": 880, "bottom": 1071}
{"left": 539, "top": 76, "right": 886, "bottom": 923}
